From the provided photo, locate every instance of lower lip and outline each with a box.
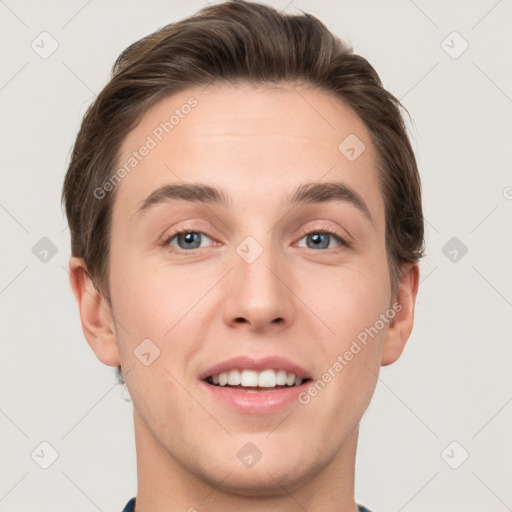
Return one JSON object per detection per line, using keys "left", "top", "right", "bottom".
{"left": 200, "top": 380, "right": 309, "bottom": 415}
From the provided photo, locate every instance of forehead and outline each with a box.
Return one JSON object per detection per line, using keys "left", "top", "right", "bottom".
{"left": 112, "top": 82, "right": 384, "bottom": 231}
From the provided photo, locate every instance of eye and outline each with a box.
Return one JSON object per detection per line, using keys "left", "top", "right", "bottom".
{"left": 161, "top": 228, "right": 350, "bottom": 254}
{"left": 296, "top": 231, "right": 349, "bottom": 250}
{"left": 163, "top": 230, "right": 214, "bottom": 251}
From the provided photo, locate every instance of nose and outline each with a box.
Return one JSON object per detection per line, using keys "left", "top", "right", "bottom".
{"left": 222, "top": 238, "right": 296, "bottom": 333}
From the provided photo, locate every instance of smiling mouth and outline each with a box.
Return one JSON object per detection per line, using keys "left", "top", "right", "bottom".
{"left": 204, "top": 368, "right": 312, "bottom": 392}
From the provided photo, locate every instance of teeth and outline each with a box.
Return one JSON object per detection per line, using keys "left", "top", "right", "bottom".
{"left": 210, "top": 369, "right": 305, "bottom": 388}
{"left": 276, "top": 370, "right": 287, "bottom": 385}
{"left": 218, "top": 372, "right": 228, "bottom": 386}
{"left": 258, "top": 369, "right": 276, "bottom": 387}
{"left": 240, "top": 370, "right": 259, "bottom": 387}
{"left": 227, "top": 369, "right": 240, "bottom": 385}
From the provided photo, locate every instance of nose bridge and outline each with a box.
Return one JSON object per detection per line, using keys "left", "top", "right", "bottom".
{"left": 222, "top": 232, "right": 295, "bottom": 330}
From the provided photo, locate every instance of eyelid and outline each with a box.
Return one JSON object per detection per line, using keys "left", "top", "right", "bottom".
{"left": 162, "top": 229, "right": 216, "bottom": 250}
{"left": 294, "top": 223, "right": 351, "bottom": 249}
{"left": 158, "top": 218, "right": 215, "bottom": 244}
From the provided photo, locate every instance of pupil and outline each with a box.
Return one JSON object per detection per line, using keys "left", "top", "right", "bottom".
{"left": 179, "top": 232, "right": 201, "bottom": 249}
{"left": 308, "top": 233, "right": 328, "bottom": 249}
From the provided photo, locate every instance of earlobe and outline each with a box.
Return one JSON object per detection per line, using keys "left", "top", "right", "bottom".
{"left": 68, "top": 257, "right": 120, "bottom": 367}
{"left": 381, "top": 262, "right": 420, "bottom": 366}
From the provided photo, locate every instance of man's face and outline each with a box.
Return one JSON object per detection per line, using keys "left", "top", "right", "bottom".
{"left": 108, "top": 83, "right": 396, "bottom": 491}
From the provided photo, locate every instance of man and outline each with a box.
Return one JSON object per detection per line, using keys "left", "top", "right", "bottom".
{"left": 62, "top": 1, "right": 424, "bottom": 510}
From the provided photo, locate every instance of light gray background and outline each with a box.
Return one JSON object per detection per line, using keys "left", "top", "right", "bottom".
{"left": 1, "top": 1, "right": 511, "bottom": 511}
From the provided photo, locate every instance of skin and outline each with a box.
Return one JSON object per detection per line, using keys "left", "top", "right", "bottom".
{"left": 69, "top": 82, "right": 419, "bottom": 512}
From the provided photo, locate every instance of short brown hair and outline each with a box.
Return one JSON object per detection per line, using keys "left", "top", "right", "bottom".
{"left": 62, "top": 0, "right": 425, "bottom": 385}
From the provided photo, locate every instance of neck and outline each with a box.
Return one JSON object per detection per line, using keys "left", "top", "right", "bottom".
{"left": 133, "top": 407, "right": 360, "bottom": 512}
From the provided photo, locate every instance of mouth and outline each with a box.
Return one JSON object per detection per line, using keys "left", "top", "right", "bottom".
{"left": 199, "top": 355, "right": 313, "bottom": 413}
{"left": 204, "top": 368, "right": 312, "bottom": 392}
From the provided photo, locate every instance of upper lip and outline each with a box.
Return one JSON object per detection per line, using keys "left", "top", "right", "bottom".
{"left": 199, "top": 355, "right": 312, "bottom": 381}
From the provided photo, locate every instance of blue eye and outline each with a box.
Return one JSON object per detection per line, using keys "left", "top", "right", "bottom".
{"left": 162, "top": 228, "right": 349, "bottom": 254}
{"left": 165, "top": 231, "right": 213, "bottom": 251}
{"left": 298, "top": 231, "right": 347, "bottom": 250}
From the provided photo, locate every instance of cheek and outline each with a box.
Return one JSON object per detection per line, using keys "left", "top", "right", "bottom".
{"left": 109, "top": 255, "right": 213, "bottom": 360}
{"left": 315, "top": 259, "right": 391, "bottom": 340}
{"left": 307, "top": 256, "right": 390, "bottom": 404}
{"left": 307, "top": 269, "right": 388, "bottom": 413}
{"left": 108, "top": 255, "right": 169, "bottom": 373}
{"left": 109, "top": 263, "right": 193, "bottom": 410}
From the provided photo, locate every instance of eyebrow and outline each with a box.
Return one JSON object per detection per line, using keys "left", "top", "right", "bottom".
{"left": 135, "top": 181, "right": 373, "bottom": 223}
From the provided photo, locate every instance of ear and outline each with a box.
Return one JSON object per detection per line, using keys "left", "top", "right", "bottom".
{"left": 68, "top": 257, "right": 120, "bottom": 367}
{"left": 381, "top": 262, "right": 420, "bottom": 366}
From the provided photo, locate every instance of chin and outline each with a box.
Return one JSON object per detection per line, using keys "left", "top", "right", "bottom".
{"left": 205, "top": 462, "right": 309, "bottom": 497}
{"left": 189, "top": 441, "right": 326, "bottom": 498}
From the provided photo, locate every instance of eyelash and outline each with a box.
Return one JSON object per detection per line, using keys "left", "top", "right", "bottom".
{"left": 161, "top": 225, "right": 351, "bottom": 254}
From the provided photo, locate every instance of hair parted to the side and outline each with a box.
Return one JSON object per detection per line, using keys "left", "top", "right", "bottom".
{"left": 62, "top": 0, "right": 425, "bottom": 387}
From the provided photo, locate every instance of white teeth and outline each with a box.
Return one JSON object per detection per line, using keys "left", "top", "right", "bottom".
{"left": 209, "top": 369, "right": 306, "bottom": 388}
{"left": 227, "top": 369, "right": 241, "bottom": 386}
{"left": 258, "top": 369, "right": 276, "bottom": 387}
{"left": 218, "top": 372, "right": 228, "bottom": 386}
{"left": 276, "top": 370, "right": 288, "bottom": 385}
{"left": 240, "top": 370, "right": 259, "bottom": 386}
